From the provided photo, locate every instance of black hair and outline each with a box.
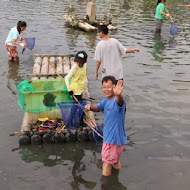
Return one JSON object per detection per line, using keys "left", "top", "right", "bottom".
{"left": 98, "top": 25, "right": 108, "bottom": 35}
{"left": 74, "top": 51, "right": 88, "bottom": 64}
{"left": 157, "top": 0, "right": 166, "bottom": 5}
{"left": 102, "top": 76, "right": 117, "bottom": 85}
{"left": 17, "top": 21, "right": 27, "bottom": 34}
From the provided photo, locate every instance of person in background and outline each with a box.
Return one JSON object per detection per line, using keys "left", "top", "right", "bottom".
{"left": 185, "top": 4, "right": 190, "bottom": 8}
{"left": 5, "top": 21, "right": 27, "bottom": 61}
{"left": 85, "top": 76, "right": 127, "bottom": 176}
{"left": 155, "top": 0, "right": 171, "bottom": 32}
{"left": 94, "top": 25, "right": 139, "bottom": 81}
{"left": 65, "top": 51, "right": 88, "bottom": 101}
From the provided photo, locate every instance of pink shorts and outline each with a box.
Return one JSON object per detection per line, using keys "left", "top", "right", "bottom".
{"left": 101, "top": 143, "right": 125, "bottom": 164}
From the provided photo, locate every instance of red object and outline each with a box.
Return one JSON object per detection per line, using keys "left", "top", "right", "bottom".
{"left": 38, "top": 127, "right": 51, "bottom": 132}
{"left": 20, "top": 37, "right": 25, "bottom": 41}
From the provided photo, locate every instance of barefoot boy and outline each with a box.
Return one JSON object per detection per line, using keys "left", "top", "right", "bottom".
{"left": 85, "top": 76, "right": 127, "bottom": 176}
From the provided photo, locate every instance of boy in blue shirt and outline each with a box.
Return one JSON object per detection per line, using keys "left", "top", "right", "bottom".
{"left": 85, "top": 76, "right": 127, "bottom": 176}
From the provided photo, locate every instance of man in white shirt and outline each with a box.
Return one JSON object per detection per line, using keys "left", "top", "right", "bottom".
{"left": 94, "top": 25, "right": 139, "bottom": 81}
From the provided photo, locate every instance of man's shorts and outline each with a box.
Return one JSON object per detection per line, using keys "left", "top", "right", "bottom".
{"left": 101, "top": 143, "right": 125, "bottom": 164}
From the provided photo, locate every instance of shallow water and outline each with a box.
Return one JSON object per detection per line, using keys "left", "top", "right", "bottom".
{"left": 0, "top": 0, "right": 190, "bottom": 189}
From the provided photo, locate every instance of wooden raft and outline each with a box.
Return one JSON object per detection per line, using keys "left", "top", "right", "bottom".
{"left": 21, "top": 54, "right": 96, "bottom": 132}
{"left": 63, "top": 2, "right": 117, "bottom": 32}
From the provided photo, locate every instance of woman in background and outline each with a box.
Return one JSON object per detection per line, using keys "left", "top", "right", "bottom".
{"left": 154, "top": 0, "right": 171, "bottom": 32}
{"left": 5, "top": 21, "right": 27, "bottom": 61}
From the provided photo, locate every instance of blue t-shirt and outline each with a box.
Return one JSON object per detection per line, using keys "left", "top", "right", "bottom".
{"left": 97, "top": 97, "right": 127, "bottom": 146}
{"left": 5, "top": 26, "right": 19, "bottom": 46}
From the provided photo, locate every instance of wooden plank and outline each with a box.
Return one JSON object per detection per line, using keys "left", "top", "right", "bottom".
{"left": 63, "top": 56, "right": 71, "bottom": 75}
{"left": 63, "top": 15, "right": 79, "bottom": 27}
{"left": 21, "top": 113, "right": 31, "bottom": 132}
{"left": 56, "top": 57, "right": 64, "bottom": 74}
{"left": 86, "top": 2, "right": 97, "bottom": 23}
{"left": 32, "top": 57, "right": 42, "bottom": 80}
{"left": 70, "top": 56, "right": 75, "bottom": 68}
{"left": 78, "top": 21, "right": 96, "bottom": 32}
{"left": 40, "top": 57, "right": 49, "bottom": 79}
{"left": 48, "top": 57, "right": 56, "bottom": 79}
{"left": 33, "top": 54, "right": 75, "bottom": 58}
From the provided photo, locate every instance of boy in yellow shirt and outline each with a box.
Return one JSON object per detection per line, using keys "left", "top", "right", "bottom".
{"left": 65, "top": 51, "right": 88, "bottom": 101}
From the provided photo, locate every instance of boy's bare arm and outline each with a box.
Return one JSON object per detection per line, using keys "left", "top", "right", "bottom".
{"left": 85, "top": 104, "right": 100, "bottom": 112}
{"left": 113, "top": 80, "right": 124, "bottom": 106}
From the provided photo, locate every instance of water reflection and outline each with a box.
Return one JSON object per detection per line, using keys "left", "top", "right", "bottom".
{"left": 122, "top": 0, "right": 130, "bottom": 10}
{"left": 65, "top": 27, "right": 79, "bottom": 48}
{"left": 78, "top": 0, "right": 88, "bottom": 4}
{"left": 65, "top": 27, "right": 97, "bottom": 49}
{"left": 15, "top": 142, "right": 128, "bottom": 189}
{"left": 85, "top": 32, "right": 97, "bottom": 49}
{"left": 7, "top": 61, "right": 23, "bottom": 95}
{"left": 168, "top": 36, "right": 177, "bottom": 48}
{"left": 16, "top": 143, "right": 101, "bottom": 188}
{"left": 151, "top": 32, "right": 165, "bottom": 62}
{"left": 101, "top": 170, "right": 127, "bottom": 190}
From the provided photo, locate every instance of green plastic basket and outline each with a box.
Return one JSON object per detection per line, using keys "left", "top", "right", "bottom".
{"left": 17, "top": 78, "right": 72, "bottom": 113}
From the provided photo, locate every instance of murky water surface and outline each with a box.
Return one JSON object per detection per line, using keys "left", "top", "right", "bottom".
{"left": 0, "top": 0, "right": 190, "bottom": 189}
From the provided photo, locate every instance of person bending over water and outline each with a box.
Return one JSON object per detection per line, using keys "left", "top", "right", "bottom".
{"left": 5, "top": 21, "right": 27, "bottom": 61}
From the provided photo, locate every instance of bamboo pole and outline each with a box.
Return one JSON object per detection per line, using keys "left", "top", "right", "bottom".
{"left": 32, "top": 57, "right": 42, "bottom": 80}
{"left": 33, "top": 54, "right": 75, "bottom": 58}
{"left": 70, "top": 56, "right": 75, "bottom": 68}
{"left": 78, "top": 21, "right": 96, "bottom": 32}
{"left": 40, "top": 57, "right": 49, "bottom": 79}
{"left": 166, "top": 9, "right": 174, "bottom": 23}
{"left": 48, "top": 57, "right": 56, "bottom": 78}
{"left": 56, "top": 57, "right": 64, "bottom": 75}
{"left": 63, "top": 56, "right": 71, "bottom": 75}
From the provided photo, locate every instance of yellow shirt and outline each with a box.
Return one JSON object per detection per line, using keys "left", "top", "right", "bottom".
{"left": 65, "top": 63, "right": 87, "bottom": 95}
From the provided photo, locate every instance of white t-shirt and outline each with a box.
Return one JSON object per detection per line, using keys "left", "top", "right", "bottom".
{"left": 94, "top": 38, "right": 127, "bottom": 80}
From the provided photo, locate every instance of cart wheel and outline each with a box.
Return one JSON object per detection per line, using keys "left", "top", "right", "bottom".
{"left": 65, "top": 130, "right": 76, "bottom": 142}
{"left": 19, "top": 135, "right": 30, "bottom": 145}
{"left": 77, "top": 130, "right": 89, "bottom": 142}
{"left": 31, "top": 135, "right": 42, "bottom": 144}
{"left": 54, "top": 134, "right": 66, "bottom": 143}
{"left": 88, "top": 130, "right": 95, "bottom": 142}
{"left": 42, "top": 133, "right": 53, "bottom": 143}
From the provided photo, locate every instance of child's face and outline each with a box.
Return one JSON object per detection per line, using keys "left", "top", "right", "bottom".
{"left": 76, "top": 62, "right": 84, "bottom": 68}
{"left": 102, "top": 80, "right": 115, "bottom": 98}
{"left": 21, "top": 26, "right": 26, "bottom": 31}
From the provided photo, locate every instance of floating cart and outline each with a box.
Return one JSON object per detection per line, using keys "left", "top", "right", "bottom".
{"left": 14, "top": 54, "right": 97, "bottom": 145}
